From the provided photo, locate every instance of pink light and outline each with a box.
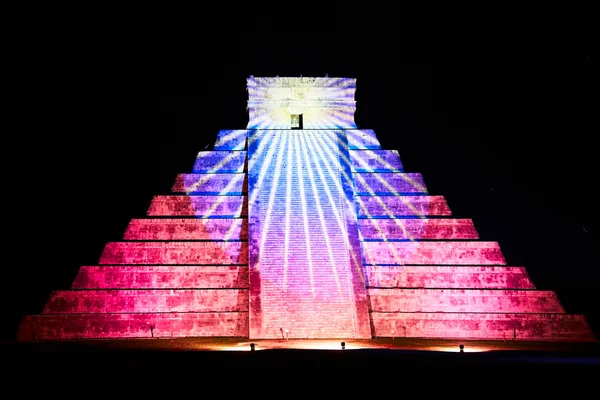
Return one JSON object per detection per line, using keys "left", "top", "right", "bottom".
{"left": 147, "top": 195, "right": 247, "bottom": 217}
{"left": 363, "top": 241, "right": 506, "bottom": 265}
{"left": 365, "top": 266, "right": 536, "bottom": 289}
{"left": 360, "top": 219, "right": 479, "bottom": 240}
{"left": 357, "top": 196, "right": 452, "bottom": 217}
{"left": 43, "top": 289, "right": 248, "bottom": 313}
{"left": 99, "top": 242, "right": 248, "bottom": 265}
{"left": 72, "top": 266, "right": 249, "bottom": 289}
{"left": 171, "top": 173, "right": 246, "bottom": 194}
{"left": 367, "top": 288, "right": 564, "bottom": 313}
{"left": 124, "top": 218, "right": 247, "bottom": 240}
{"left": 17, "top": 76, "right": 595, "bottom": 343}
{"left": 17, "top": 312, "right": 249, "bottom": 340}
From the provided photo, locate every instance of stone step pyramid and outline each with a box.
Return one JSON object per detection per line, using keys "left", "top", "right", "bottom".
{"left": 17, "top": 77, "right": 594, "bottom": 342}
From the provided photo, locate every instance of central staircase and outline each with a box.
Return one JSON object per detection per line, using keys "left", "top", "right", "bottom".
{"left": 248, "top": 130, "right": 371, "bottom": 339}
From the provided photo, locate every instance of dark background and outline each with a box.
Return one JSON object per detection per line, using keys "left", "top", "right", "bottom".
{"left": 3, "top": 33, "right": 596, "bottom": 340}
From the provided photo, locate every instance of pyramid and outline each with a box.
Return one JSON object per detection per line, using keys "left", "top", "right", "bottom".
{"left": 17, "top": 77, "right": 595, "bottom": 341}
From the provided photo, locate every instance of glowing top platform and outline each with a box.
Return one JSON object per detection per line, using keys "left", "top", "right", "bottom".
{"left": 246, "top": 77, "right": 357, "bottom": 129}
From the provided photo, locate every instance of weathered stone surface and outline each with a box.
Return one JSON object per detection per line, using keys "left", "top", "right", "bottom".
{"left": 371, "top": 312, "right": 596, "bottom": 341}
{"left": 356, "top": 196, "right": 451, "bottom": 217}
{"left": 124, "top": 218, "right": 247, "bottom": 241}
{"left": 72, "top": 266, "right": 248, "bottom": 289}
{"left": 43, "top": 289, "right": 248, "bottom": 313}
{"left": 353, "top": 173, "right": 427, "bottom": 195}
{"left": 247, "top": 129, "right": 371, "bottom": 339}
{"left": 346, "top": 129, "right": 381, "bottom": 149}
{"left": 360, "top": 218, "right": 478, "bottom": 240}
{"left": 213, "top": 129, "right": 249, "bottom": 150}
{"left": 171, "top": 173, "right": 247, "bottom": 194}
{"left": 365, "top": 266, "right": 535, "bottom": 288}
{"left": 147, "top": 195, "right": 247, "bottom": 217}
{"left": 99, "top": 242, "right": 248, "bottom": 265}
{"left": 362, "top": 241, "right": 506, "bottom": 265}
{"left": 349, "top": 150, "right": 403, "bottom": 172}
{"left": 17, "top": 312, "right": 248, "bottom": 340}
{"left": 192, "top": 151, "right": 246, "bottom": 173}
{"left": 368, "top": 288, "right": 564, "bottom": 313}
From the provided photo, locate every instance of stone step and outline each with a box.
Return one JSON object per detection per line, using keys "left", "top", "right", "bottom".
{"left": 124, "top": 218, "right": 247, "bottom": 241}
{"left": 99, "top": 242, "right": 248, "bottom": 265}
{"left": 246, "top": 129, "right": 372, "bottom": 340}
{"left": 193, "top": 151, "right": 247, "bottom": 173}
{"left": 353, "top": 173, "right": 427, "bottom": 195}
{"left": 43, "top": 289, "right": 248, "bottom": 313}
{"left": 365, "top": 266, "right": 535, "bottom": 288}
{"left": 17, "top": 312, "right": 249, "bottom": 340}
{"left": 360, "top": 218, "right": 478, "bottom": 240}
{"left": 349, "top": 150, "right": 403, "bottom": 172}
{"left": 368, "top": 288, "right": 564, "bottom": 313}
{"left": 346, "top": 129, "right": 381, "bottom": 150}
{"left": 72, "top": 266, "right": 248, "bottom": 289}
{"left": 213, "top": 129, "right": 249, "bottom": 150}
{"left": 171, "top": 173, "right": 247, "bottom": 194}
{"left": 147, "top": 195, "right": 247, "bottom": 217}
{"left": 362, "top": 241, "right": 506, "bottom": 265}
{"left": 370, "top": 312, "right": 596, "bottom": 341}
{"left": 356, "top": 196, "right": 451, "bottom": 217}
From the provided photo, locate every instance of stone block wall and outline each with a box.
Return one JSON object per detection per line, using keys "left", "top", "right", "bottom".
{"left": 17, "top": 132, "right": 251, "bottom": 340}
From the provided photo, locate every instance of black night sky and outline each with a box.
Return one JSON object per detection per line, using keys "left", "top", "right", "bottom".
{"left": 2, "top": 33, "right": 596, "bottom": 340}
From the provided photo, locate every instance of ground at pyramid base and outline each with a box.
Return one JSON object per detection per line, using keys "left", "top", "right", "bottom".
{"left": 17, "top": 77, "right": 595, "bottom": 343}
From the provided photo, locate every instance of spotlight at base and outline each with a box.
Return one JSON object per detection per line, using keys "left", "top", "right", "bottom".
{"left": 341, "top": 341, "right": 345, "bottom": 350}
{"left": 250, "top": 343, "right": 255, "bottom": 351}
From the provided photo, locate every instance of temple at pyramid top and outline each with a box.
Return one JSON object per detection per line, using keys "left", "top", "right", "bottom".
{"left": 246, "top": 76, "right": 357, "bottom": 129}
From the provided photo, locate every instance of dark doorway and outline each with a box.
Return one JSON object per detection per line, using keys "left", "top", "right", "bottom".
{"left": 291, "top": 114, "right": 303, "bottom": 129}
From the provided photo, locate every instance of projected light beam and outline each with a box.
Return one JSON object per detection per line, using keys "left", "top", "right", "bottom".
{"left": 259, "top": 132, "right": 288, "bottom": 286}
{"left": 300, "top": 133, "right": 342, "bottom": 295}
{"left": 316, "top": 131, "right": 395, "bottom": 268}
{"left": 293, "top": 133, "right": 316, "bottom": 296}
